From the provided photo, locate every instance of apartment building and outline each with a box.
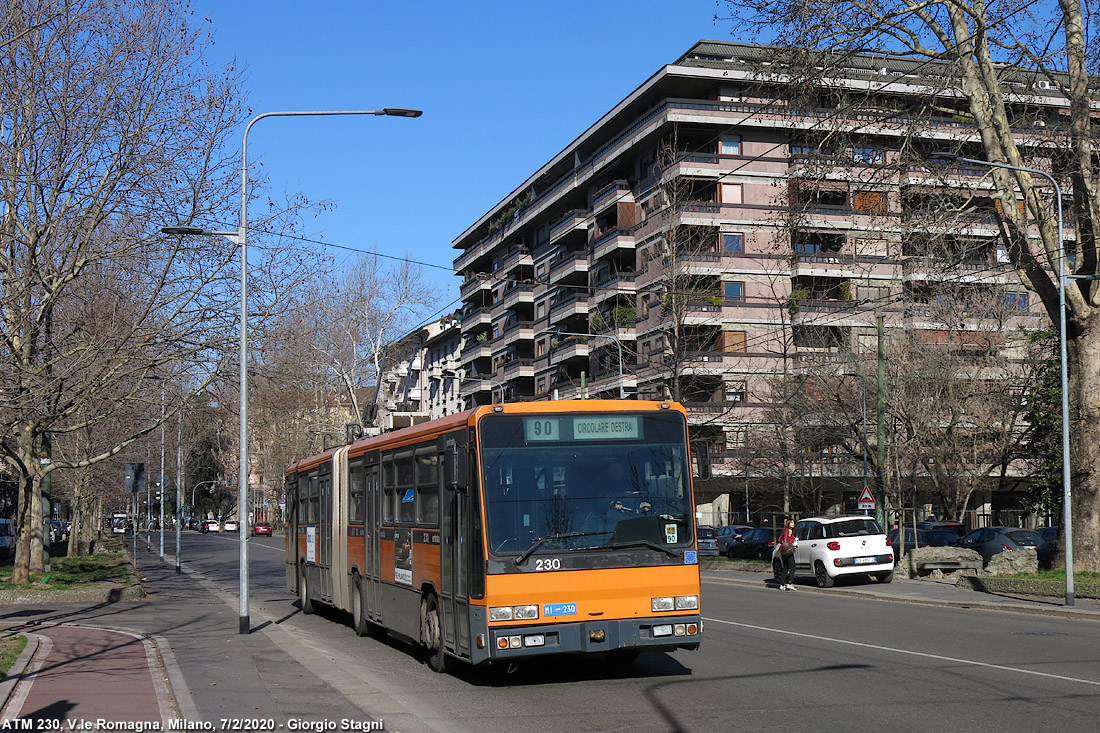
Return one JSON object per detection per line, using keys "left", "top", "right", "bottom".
{"left": 449, "top": 41, "right": 1058, "bottom": 520}
{"left": 378, "top": 311, "right": 464, "bottom": 427}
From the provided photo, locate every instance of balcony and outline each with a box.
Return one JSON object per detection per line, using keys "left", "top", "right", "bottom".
{"left": 460, "top": 275, "right": 491, "bottom": 298}
{"left": 592, "top": 227, "right": 636, "bottom": 260}
{"left": 500, "top": 358, "right": 535, "bottom": 380}
{"left": 592, "top": 180, "right": 632, "bottom": 214}
{"left": 549, "top": 251, "right": 589, "bottom": 284}
{"left": 497, "top": 282, "right": 535, "bottom": 310}
{"left": 549, "top": 209, "right": 589, "bottom": 245}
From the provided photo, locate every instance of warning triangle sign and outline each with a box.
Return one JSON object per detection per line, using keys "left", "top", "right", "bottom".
{"left": 857, "top": 487, "right": 875, "bottom": 504}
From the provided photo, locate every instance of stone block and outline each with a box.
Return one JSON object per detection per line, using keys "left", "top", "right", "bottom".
{"left": 984, "top": 547, "right": 1038, "bottom": 575}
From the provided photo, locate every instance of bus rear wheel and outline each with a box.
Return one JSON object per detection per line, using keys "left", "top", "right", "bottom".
{"left": 421, "top": 595, "right": 447, "bottom": 673}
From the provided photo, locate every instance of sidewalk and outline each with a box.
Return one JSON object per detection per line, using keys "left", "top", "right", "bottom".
{"left": 4, "top": 548, "right": 1100, "bottom": 729}
{"left": 1, "top": 540, "right": 391, "bottom": 730}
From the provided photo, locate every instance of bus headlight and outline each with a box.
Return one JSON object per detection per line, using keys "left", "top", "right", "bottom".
{"left": 675, "top": 595, "right": 699, "bottom": 610}
{"left": 651, "top": 597, "right": 674, "bottom": 612}
{"left": 489, "top": 605, "right": 539, "bottom": 622}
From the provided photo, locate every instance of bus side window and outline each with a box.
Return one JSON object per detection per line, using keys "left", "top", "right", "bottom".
{"left": 416, "top": 450, "right": 440, "bottom": 526}
{"left": 349, "top": 468, "right": 365, "bottom": 524}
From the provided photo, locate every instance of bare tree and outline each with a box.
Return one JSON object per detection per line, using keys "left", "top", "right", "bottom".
{"left": 0, "top": 0, "right": 247, "bottom": 582}
{"left": 721, "top": 0, "right": 1100, "bottom": 570}
{"left": 307, "top": 253, "right": 435, "bottom": 430}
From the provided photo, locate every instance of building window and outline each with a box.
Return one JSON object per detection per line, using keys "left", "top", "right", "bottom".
{"left": 852, "top": 191, "right": 887, "bottom": 212}
{"left": 724, "top": 380, "right": 747, "bottom": 402}
{"left": 722, "top": 233, "right": 744, "bottom": 253}
{"left": 723, "top": 281, "right": 744, "bottom": 304}
{"left": 720, "top": 183, "right": 743, "bottom": 204}
{"left": 722, "top": 332, "right": 746, "bottom": 353}
{"left": 853, "top": 147, "right": 885, "bottom": 164}
{"left": 1005, "top": 292, "right": 1028, "bottom": 311}
{"left": 719, "top": 136, "right": 742, "bottom": 156}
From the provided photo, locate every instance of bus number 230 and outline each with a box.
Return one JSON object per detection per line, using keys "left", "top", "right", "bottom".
{"left": 535, "top": 557, "right": 561, "bottom": 571}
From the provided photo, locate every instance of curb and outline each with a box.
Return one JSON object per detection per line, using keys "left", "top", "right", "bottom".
{"left": 0, "top": 633, "right": 39, "bottom": 716}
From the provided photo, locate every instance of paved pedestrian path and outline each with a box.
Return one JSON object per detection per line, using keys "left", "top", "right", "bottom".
{"left": 2, "top": 623, "right": 171, "bottom": 725}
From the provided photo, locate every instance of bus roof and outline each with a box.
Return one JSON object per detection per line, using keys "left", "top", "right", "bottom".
{"left": 284, "top": 400, "right": 686, "bottom": 476}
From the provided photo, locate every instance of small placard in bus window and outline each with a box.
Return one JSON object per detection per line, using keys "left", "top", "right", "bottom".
{"left": 665, "top": 523, "right": 678, "bottom": 544}
{"left": 524, "top": 417, "right": 561, "bottom": 441}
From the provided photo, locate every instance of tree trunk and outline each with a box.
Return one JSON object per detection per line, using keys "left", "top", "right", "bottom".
{"left": 1068, "top": 316, "right": 1100, "bottom": 571}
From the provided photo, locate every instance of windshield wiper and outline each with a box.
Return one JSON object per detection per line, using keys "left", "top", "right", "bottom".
{"left": 514, "top": 530, "right": 612, "bottom": 565}
{"left": 609, "top": 539, "right": 677, "bottom": 557}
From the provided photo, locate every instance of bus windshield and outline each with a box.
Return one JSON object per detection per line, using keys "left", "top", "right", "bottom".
{"left": 478, "top": 411, "right": 694, "bottom": 558}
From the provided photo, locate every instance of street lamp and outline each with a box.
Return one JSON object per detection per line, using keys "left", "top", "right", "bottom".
{"left": 163, "top": 106, "right": 422, "bottom": 633}
{"left": 538, "top": 329, "right": 627, "bottom": 399}
{"left": 929, "top": 151, "right": 1073, "bottom": 606}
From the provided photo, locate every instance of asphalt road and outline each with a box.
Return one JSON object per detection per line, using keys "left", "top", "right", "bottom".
{"left": 180, "top": 531, "right": 1100, "bottom": 732}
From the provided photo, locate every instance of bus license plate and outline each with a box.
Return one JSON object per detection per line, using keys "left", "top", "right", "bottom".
{"left": 543, "top": 603, "right": 577, "bottom": 617}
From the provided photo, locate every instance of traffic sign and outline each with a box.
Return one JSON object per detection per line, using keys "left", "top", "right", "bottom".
{"left": 857, "top": 486, "right": 876, "bottom": 510}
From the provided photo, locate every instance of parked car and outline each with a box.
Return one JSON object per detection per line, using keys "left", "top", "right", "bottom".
{"left": 222, "top": 520, "right": 240, "bottom": 532}
{"left": 49, "top": 519, "right": 69, "bottom": 544}
{"left": 252, "top": 522, "right": 273, "bottom": 537}
{"left": 696, "top": 525, "right": 719, "bottom": 556}
{"left": 716, "top": 525, "right": 754, "bottom": 554}
{"left": 0, "top": 518, "right": 14, "bottom": 559}
{"left": 773, "top": 516, "right": 894, "bottom": 588}
{"left": 201, "top": 519, "right": 220, "bottom": 533}
{"left": 727, "top": 527, "right": 780, "bottom": 560}
{"left": 916, "top": 520, "right": 967, "bottom": 539}
{"left": 888, "top": 528, "right": 958, "bottom": 561}
{"left": 1035, "top": 526, "right": 1060, "bottom": 568}
{"left": 958, "top": 526, "right": 1043, "bottom": 564}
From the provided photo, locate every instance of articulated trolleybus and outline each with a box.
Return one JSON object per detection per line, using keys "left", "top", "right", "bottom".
{"left": 285, "top": 400, "right": 702, "bottom": 672}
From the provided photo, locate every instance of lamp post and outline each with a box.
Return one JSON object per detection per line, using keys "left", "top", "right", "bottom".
{"left": 175, "top": 403, "right": 183, "bottom": 574}
{"left": 929, "top": 152, "right": 1072, "bottom": 605}
{"left": 159, "top": 381, "right": 165, "bottom": 559}
{"left": 842, "top": 372, "right": 870, "bottom": 513}
{"left": 163, "top": 106, "right": 422, "bottom": 633}
{"left": 538, "top": 330, "right": 626, "bottom": 398}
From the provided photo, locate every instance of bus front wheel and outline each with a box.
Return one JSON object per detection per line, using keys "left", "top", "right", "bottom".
{"left": 352, "top": 575, "right": 368, "bottom": 636}
{"left": 421, "top": 595, "right": 447, "bottom": 673}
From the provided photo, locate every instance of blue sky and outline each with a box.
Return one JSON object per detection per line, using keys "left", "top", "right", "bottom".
{"left": 191, "top": 1, "right": 732, "bottom": 316}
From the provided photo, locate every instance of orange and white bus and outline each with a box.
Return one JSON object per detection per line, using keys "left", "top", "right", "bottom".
{"left": 285, "top": 400, "right": 702, "bottom": 672}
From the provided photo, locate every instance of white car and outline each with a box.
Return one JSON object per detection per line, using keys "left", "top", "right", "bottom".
{"left": 223, "top": 520, "right": 240, "bottom": 532}
{"left": 773, "top": 516, "right": 894, "bottom": 588}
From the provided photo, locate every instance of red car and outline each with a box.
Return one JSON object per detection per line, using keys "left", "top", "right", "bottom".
{"left": 251, "top": 522, "right": 273, "bottom": 537}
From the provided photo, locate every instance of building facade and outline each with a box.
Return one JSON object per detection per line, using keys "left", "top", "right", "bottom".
{"left": 449, "top": 41, "right": 1061, "bottom": 524}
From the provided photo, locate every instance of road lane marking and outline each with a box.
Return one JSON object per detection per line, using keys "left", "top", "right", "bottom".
{"left": 704, "top": 616, "right": 1100, "bottom": 687}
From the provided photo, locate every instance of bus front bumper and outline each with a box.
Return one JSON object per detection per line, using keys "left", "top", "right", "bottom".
{"left": 482, "top": 615, "right": 701, "bottom": 663}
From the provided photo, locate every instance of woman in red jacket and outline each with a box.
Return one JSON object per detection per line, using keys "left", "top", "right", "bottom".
{"left": 778, "top": 518, "right": 797, "bottom": 590}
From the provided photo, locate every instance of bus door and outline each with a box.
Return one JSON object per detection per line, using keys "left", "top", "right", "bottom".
{"left": 441, "top": 435, "right": 471, "bottom": 658}
{"left": 318, "top": 474, "right": 333, "bottom": 600}
{"left": 366, "top": 461, "right": 383, "bottom": 617}
{"left": 285, "top": 475, "right": 299, "bottom": 593}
